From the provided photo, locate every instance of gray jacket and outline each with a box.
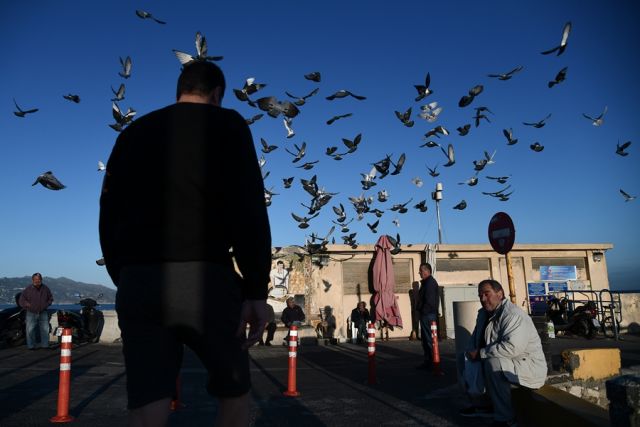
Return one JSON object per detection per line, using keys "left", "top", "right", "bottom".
{"left": 468, "top": 299, "right": 547, "bottom": 389}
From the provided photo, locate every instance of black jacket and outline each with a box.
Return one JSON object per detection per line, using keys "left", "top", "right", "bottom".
{"left": 99, "top": 103, "right": 272, "bottom": 299}
{"left": 417, "top": 275, "right": 439, "bottom": 316}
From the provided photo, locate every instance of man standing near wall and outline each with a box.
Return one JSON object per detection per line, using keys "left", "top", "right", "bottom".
{"left": 416, "top": 262, "right": 439, "bottom": 370}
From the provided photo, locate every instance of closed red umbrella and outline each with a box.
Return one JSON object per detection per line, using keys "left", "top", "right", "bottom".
{"left": 372, "top": 235, "right": 403, "bottom": 328}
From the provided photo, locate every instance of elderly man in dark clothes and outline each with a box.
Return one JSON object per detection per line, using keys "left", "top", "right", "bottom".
{"left": 19, "top": 272, "right": 53, "bottom": 350}
{"left": 281, "top": 297, "right": 305, "bottom": 345}
{"left": 416, "top": 262, "right": 439, "bottom": 370}
{"left": 350, "top": 301, "right": 370, "bottom": 343}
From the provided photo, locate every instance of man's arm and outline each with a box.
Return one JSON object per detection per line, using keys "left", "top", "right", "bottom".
{"left": 226, "top": 112, "right": 272, "bottom": 300}
{"left": 18, "top": 290, "right": 29, "bottom": 309}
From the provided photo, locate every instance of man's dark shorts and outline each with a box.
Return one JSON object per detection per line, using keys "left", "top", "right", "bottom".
{"left": 116, "top": 261, "right": 249, "bottom": 409}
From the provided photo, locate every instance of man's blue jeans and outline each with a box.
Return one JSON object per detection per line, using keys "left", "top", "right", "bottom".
{"left": 25, "top": 311, "right": 50, "bottom": 348}
{"left": 420, "top": 313, "right": 438, "bottom": 364}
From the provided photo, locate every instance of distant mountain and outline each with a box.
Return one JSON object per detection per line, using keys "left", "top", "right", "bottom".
{"left": 0, "top": 276, "right": 116, "bottom": 305}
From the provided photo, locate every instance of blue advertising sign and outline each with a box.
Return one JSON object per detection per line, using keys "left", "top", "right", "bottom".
{"left": 548, "top": 282, "right": 569, "bottom": 292}
{"left": 527, "top": 282, "right": 547, "bottom": 296}
{"left": 540, "top": 265, "right": 577, "bottom": 281}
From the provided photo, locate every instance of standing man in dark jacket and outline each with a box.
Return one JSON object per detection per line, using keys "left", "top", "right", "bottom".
{"left": 99, "top": 61, "right": 271, "bottom": 426}
{"left": 416, "top": 263, "right": 439, "bottom": 370}
{"left": 19, "top": 272, "right": 53, "bottom": 350}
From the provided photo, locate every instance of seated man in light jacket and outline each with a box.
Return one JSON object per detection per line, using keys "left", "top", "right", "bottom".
{"left": 463, "top": 279, "right": 547, "bottom": 427}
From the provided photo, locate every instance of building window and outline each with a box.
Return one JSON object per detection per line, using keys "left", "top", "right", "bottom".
{"left": 342, "top": 259, "right": 413, "bottom": 295}
{"left": 436, "top": 258, "right": 491, "bottom": 285}
{"left": 437, "top": 259, "right": 490, "bottom": 272}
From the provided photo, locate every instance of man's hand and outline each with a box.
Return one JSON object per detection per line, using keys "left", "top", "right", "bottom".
{"left": 236, "top": 299, "right": 269, "bottom": 350}
{"left": 466, "top": 349, "right": 479, "bottom": 361}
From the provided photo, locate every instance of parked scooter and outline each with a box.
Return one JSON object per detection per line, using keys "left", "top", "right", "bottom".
{"left": 0, "top": 293, "right": 26, "bottom": 347}
{"left": 55, "top": 294, "right": 105, "bottom": 343}
{"left": 546, "top": 296, "right": 599, "bottom": 339}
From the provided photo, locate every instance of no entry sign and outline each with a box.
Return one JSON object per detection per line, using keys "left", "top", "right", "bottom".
{"left": 488, "top": 212, "right": 515, "bottom": 255}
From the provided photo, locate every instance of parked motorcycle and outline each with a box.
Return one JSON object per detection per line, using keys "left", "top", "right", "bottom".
{"left": 55, "top": 294, "right": 105, "bottom": 344}
{"left": 546, "top": 296, "right": 599, "bottom": 339}
{"left": 0, "top": 293, "right": 26, "bottom": 347}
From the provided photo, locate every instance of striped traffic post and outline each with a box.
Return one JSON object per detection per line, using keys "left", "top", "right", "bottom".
{"left": 431, "top": 320, "right": 444, "bottom": 376}
{"left": 283, "top": 325, "right": 300, "bottom": 397}
{"left": 50, "top": 328, "right": 74, "bottom": 423}
{"left": 367, "top": 322, "right": 377, "bottom": 384}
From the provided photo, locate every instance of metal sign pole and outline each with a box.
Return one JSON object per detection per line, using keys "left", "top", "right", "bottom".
{"left": 505, "top": 252, "right": 516, "bottom": 303}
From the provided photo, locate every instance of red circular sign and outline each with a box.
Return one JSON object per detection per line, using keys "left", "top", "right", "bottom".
{"left": 488, "top": 212, "right": 515, "bottom": 255}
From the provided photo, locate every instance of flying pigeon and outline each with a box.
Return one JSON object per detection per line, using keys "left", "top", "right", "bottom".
{"left": 424, "top": 125, "right": 449, "bottom": 139}
{"left": 392, "top": 218, "right": 400, "bottom": 227}
{"left": 256, "top": 96, "right": 300, "bottom": 118}
{"left": 458, "top": 175, "right": 479, "bottom": 186}
{"left": 411, "top": 177, "right": 424, "bottom": 188}
{"left": 333, "top": 203, "right": 346, "bottom": 222}
{"left": 13, "top": 99, "right": 39, "bottom": 117}
{"left": 418, "top": 102, "right": 443, "bottom": 122}
{"left": 582, "top": 106, "right": 608, "bottom": 127}
{"left": 283, "top": 177, "right": 294, "bottom": 189}
{"left": 172, "top": 31, "right": 223, "bottom": 65}
{"left": 394, "top": 107, "right": 414, "bottom": 127}
{"left": 285, "top": 142, "right": 306, "bottom": 163}
{"left": 427, "top": 164, "right": 440, "bottom": 177}
{"left": 530, "top": 142, "right": 545, "bottom": 152}
{"left": 119, "top": 56, "right": 132, "bottom": 79}
{"left": 291, "top": 212, "right": 319, "bottom": 229}
{"left": 503, "top": 128, "right": 518, "bottom": 145}
{"left": 458, "top": 85, "right": 483, "bottom": 108}
{"left": 541, "top": 22, "right": 571, "bottom": 56}
{"left": 296, "top": 160, "right": 319, "bottom": 170}
{"left": 388, "top": 233, "right": 402, "bottom": 255}
{"left": 414, "top": 200, "right": 428, "bottom": 212}
{"left": 110, "top": 102, "right": 136, "bottom": 131}
{"left": 486, "top": 175, "right": 511, "bottom": 184}
{"left": 285, "top": 88, "right": 319, "bottom": 106}
{"left": 377, "top": 189, "right": 388, "bottom": 202}
{"left": 283, "top": 117, "right": 295, "bottom": 138}
{"left": 233, "top": 77, "right": 267, "bottom": 103}
{"left": 548, "top": 67, "right": 568, "bottom": 88}
{"left": 457, "top": 124, "right": 471, "bottom": 136}
{"left": 390, "top": 153, "right": 406, "bottom": 175}
{"left": 304, "top": 71, "right": 321, "bottom": 82}
{"left": 326, "top": 113, "right": 353, "bottom": 125}
{"left": 487, "top": 66, "right": 524, "bottom": 80}
{"left": 616, "top": 140, "right": 631, "bottom": 156}
{"left": 245, "top": 113, "right": 264, "bottom": 125}
{"left": 390, "top": 199, "right": 412, "bottom": 214}
{"left": 63, "top": 94, "right": 80, "bottom": 103}
{"left": 111, "top": 84, "right": 126, "bottom": 101}
{"left": 523, "top": 114, "right": 552, "bottom": 128}
{"left": 453, "top": 200, "right": 467, "bottom": 210}
{"left": 32, "top": 171, "right": 65, "bottom": 190}
{"left": 420, "top": 140, "right": 440, "bottom": 149}
{"left": 441, "top": 144, "right": 455, "bottom": 167}
{"left": 367, "top": 220, "right": 380, "bottom": 233}
{"left": 342, "top": 133, "right": 362, "bottom": 153}
{"left": 96, "top": 258, "right": 105, "bottom": 266}
{"left": 414, "top": 72, "right": 433, "bottom": 101}
{"left": 259, "top": 138, "right": 278, "bottom": 154}
{"left": 326, "top": 90, "right": 366, "bottom": 101}
{"left": 135, "top": 10, "right": 166, "bottom": 24}
{"left": 97, "top": 161, "right": 106, "bottom": 171}
{"left": 620, "top": 189, "right": 636, "bottom": 202}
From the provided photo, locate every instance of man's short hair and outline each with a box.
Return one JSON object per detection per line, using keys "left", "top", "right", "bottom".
{"left": 286, "top": 297, "right": 295, "bottom": 303}
{"left": 419, "top": 262, "right": 432, "bottom": 274}
{"left": 478, "top": 279, "right": 504, "bottom": 295}
{"left": 176, "top": 61, "right": 226, "bottom": 100}
{"left": 276, "top": 260, "right": 284, "bottom": 266}
{"left": 32, "top": 272, "right": 42, "bottom": 280}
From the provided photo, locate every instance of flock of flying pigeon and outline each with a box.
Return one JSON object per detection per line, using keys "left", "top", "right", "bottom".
{"left": 18, "top": 13, "right": 635, "bottom": 257}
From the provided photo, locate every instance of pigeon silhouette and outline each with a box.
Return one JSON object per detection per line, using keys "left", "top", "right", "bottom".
{"left": 256, "top": 97, "right": 300, "bottom": 118}
{"left": 441, "top": 144, "right": 455, "bottom": 167}
{"left": 285, "top": 88, "right": 319, "bottom": 106}
{"left": 523, "top": 114, "right": 551, "bottom": 128}
{"left": 245, "top": 113, "right": 264, "bottom": 125}
{"left": 395, "top": 107, "right": 414, "bottom": 127}
{"left": 488, "top": 66, "right": 524, "bottom": 80}
{"left": 548, "top": 67, "right": 568, "bottom": 88}
{"left": 259, "top": 138, "right": 278, "bottom": 154}
{"left": 285, "top": 142, "right": 306, "bottom": 163}
{"left": 283, "top": 117, "right": 295, "bottom": 138}
{"left": 453, "top": 200, "right": 467, "bottom": 210}
{"left": 582, "top": 106, "right": 607, "bottom": 127}
{"left": 427, "top": 164, "right": 440, "bottom": 177}
{"left": 326, "top": 90, "right": 366, "bottom": 101}
{"left": 530, "top": 142, "right": 545, "bottom": 152}
{"left": 13, "top": 99, "right": 39, "bottom": 117}
{"left": 283, "top": 177, "right": 294, "bottom": 189}
{"left": 620, "top": 189, "right": 636, "bottom": 202}
{"left": 541, "top": 22, "right": 571, "bottom": 56}
{"left": 304, "top": 71, "right": 321, "bottom": 82}
{"left": 457, "top": 124, "right": 471, "bottom": 136}
{"left": 135, "top": 10, "right": 166, "bottom": 24}
{"left": 414, "top": 200, "right": 428, "bottom": 212}
{"left": 503, "top": 128, "right": 518, "bottom": 145}
{"left": 63, "top": 94, "right": 80, "bottom": 103}
{"left": 32, "top": 171, "right": 65, "bottom": 190}
{"left": 414, "top": 72, "right": 434, "bottom": 101}
{"left": 616, "top": 140, "right": 631, "bottom": 156}
{"left": 326, "top": 113, "right": 353, "bottom": 125}
{"left": 119, "top": 56, "right": 132, "bottom": 79}
{"left": 111, "top": 83, "right": 126, "bottom": 101}
{"left": 173, "top": 31, "right": 223, "bottom": 65}
{"left": 458, "top": 85, "right": 483, "bottom": 107}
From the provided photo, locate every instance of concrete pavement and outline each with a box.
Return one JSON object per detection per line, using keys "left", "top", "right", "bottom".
{"left": 1, "top": 334, "right": 639, "bottom": 426}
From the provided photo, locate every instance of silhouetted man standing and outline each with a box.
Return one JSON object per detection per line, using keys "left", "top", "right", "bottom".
{"left": 416, "top": 263, "right": 439, "bottom": 370}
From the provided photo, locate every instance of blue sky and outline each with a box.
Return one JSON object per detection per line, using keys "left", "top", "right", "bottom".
{"left": 1, "top": 1, "right": 638, "bottom": 291}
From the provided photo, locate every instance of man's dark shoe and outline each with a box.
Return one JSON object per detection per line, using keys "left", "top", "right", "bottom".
{"left": 265, "top": 341, "right": 272, "bottom": 346}
{"left": 459, "top": 406, "right": 494, "bottom": 418}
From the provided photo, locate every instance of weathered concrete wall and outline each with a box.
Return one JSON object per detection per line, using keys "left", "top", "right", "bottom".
{"left": 562, "top": 348, "right": 621, "bottom": 381}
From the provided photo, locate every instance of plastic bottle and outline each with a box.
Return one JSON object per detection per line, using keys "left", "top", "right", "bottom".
{"left": 547, "top": 321, "right": 555, "bottom": 339}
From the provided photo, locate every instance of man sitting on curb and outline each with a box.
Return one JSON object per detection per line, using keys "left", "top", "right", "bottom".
{"left": 281, "top": 297, "right": 305, "bottom": 345}
{"left": 461, "top": 279, "right": 547, "bottom": 427}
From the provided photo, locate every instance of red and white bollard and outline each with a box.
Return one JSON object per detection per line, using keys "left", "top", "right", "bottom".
{"left": 367, "top": 322, "right": 377, "bottom": 384}
{"left": 431, "top": 320, "right": 443, "bottom": 376}
{"left": 170, "top": 374, "right": 185, "bottom": 411}
{"left": 283, "top": 325, "right": 300, "bottom": 397}
{"left": 50, "top": 328, "right": 74, "bottom": 423}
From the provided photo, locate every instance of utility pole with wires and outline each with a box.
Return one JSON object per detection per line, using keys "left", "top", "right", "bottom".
{"left": 431, "top": 182, "right": 443, "bottom": 244}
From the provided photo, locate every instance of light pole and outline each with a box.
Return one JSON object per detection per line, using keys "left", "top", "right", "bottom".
{"left": 431, "top": 182, "right": 443, "bottom": 244}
